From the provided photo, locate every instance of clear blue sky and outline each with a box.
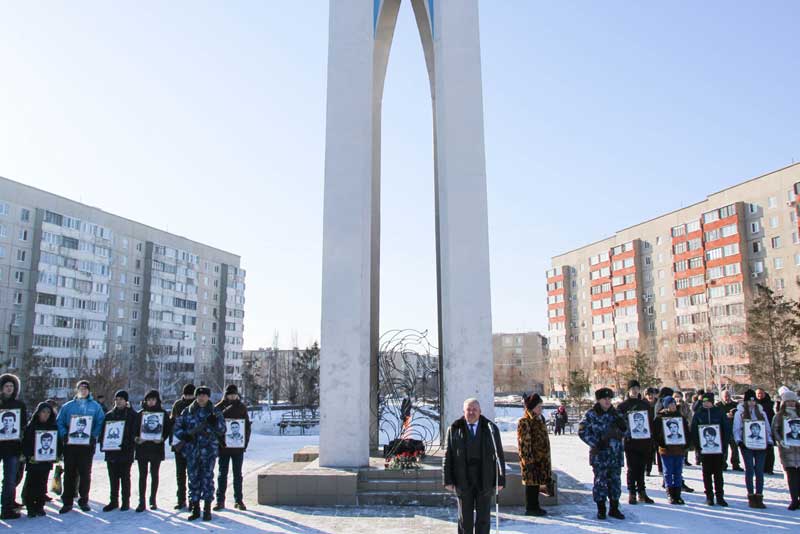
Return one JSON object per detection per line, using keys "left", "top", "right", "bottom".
{"left": 1, "top": 1, "right": 798, "bottom": 350}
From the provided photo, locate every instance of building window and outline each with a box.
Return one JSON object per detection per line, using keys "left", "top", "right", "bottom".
{"left": 0, "top": 203, "right": 8, "bottom": 216}
{"left": 13, "top": 271, "right": 24, "bottom": 284}
{"left": 768, "top": 196, "right": 777, "bottom": 208}
{"left": 752, "top": 241, "right": 762, "bottom": 253}
{"left": 770, "top": 215, "right": 779, "bottom": 228}
{"left": 750, "top": 221, "right": 760, "bottom": 234}
{"left": 772, "top": 236, "right": 782, "bottom": 249}
{"left": 117, "top": 308, "right": 124, "bottom": 319}
{"left": 775, "top": 257, "right": 784, "bottom": 270}
{"left": 15, "top": 249, "right": 25, "bottom": 263}
{"left": 131, "top": 310, "right": 139, "bottom": 320}
{"left": 775, "top": 278, "right": 785, "bottom": 290}
{"left": 20, "top": 208, "right": 30, "bottom": 222}
{"left": 13, "top": 292, "right": 22, "bottom": 305}
{"left": 133, "top": 292, "right": 140, "bottom": 303}
{"left": 17, "top": 229, "right": 28, "bottom": 241}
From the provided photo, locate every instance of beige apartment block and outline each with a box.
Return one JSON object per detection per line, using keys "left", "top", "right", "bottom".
{"left": 493, "top": 332, "right": 548, "bottom": 395}
{"left": 0, "top": 175, "right": 245, "bottom": 400}
{"left": 546, "top": 162, "right": 800, "bottom": 395}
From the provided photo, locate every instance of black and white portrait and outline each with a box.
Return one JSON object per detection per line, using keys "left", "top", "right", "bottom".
{"left": 744, "top": 420, "right": 767, "bottom": 450}
{"left": 0, "top": 409, "right": 21, "bottom": 441}
{"left": 699, "top": 424, "right": 722, "bottom": 454}
{"left": 783, "top": 418, "right": 800, "bottom": 447}
{"left": 34, "top": 430, "right": 57, "bottom": 462}
{"left": 102, "top": 420, "right": 126, "bottom": 451}
{"left": 225, "top": 418, "right": 245, "bottom": 449}
{"left": 140, "top": 412, "right": 164, "bottom": 441}
{"left": 67, "top": 415, "right": 93, "bottom": 445}
{"left": 662, "top": 417, "right": 685, "bottom": 446}
{"left": 627, "top": 411, "right": 651, "bottom": 439}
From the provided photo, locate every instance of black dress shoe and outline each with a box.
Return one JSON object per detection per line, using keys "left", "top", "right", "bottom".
{"left": 59, "top": 505, "right": 73, "bottom": 514}
{"left": 78, "top": 503, "right": 91, "bottom": 512}
{"left": 234, "top": 501, "right": 247, "bottom": 511}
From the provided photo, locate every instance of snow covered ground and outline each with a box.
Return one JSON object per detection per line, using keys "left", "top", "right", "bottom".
{"left": 3, "top": 430, "right": 798, "bottom": 533}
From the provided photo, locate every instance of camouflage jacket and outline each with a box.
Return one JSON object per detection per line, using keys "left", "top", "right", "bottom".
{"left": 579, "top": 404, "right": 627, "bottom": 468}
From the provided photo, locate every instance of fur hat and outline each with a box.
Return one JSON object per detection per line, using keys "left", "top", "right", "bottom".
{"left": 524, "top": 393, "right": 543, "bottom": 411}
{"left": 595, "top": 387, "right": 614, "bottom": 401}
{"left": 195, "top": 386, "right": 212, "bottom": 397}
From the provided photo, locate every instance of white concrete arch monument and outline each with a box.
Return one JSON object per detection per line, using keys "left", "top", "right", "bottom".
{"left": 320, "top": 0, "right": 493, "bottom": 467}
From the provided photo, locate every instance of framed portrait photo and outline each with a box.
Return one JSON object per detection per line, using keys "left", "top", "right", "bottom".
{"left": 0, "top": 409, "right": 21, "bottom": 441}
{"left": 698, "top": 424, "right": 723, "bottom": 455}
{"left": 139, "top": 412, "right": 164, "bottom": 441}
{"left": 627, "top": 411, "right": 651, "bottom": 440}
{"left": 662, "top": 417, "right": 686, "bottom": 446}
{"left": 34, "top": 430, "right": 57, "bottom": 462}
{"left": 67, "top": 414, "right": 93, "bottom": 445}
{"left": 744, "top": 420, "right": 767, "bottom": 450}
{"left": 102, "top": 420, "right": 126, "bottom": 451}
{"left": 783, "top": 418, "right": 800, "bottom": 447}
{"left": 224, "top": 418, "right": 246, "bottom": 449}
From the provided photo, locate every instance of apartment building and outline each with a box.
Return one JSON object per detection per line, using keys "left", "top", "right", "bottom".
{"left": 0, "top": 175, "right": 245, "bottom": 399}
{"left": 492, "top": 332, "right": 548, "bottom": 395}
{"left": 546, "top": 162, "right": 800, "bottom": 395}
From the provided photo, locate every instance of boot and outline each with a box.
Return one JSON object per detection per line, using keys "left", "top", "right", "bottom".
{"left": 0, "top": 510, "right": 20, "bottom": 520}
{"left": 628, "top": 491, "right": 637, "bottom": 505}
{"left": 705, "top": 494, "right": 714, "bottom": 506}
{"left": 716, "top": 494, "right": 728, "bottom": 507}
{"left": 213, "top": 501, "right": 225, "bottom": 511}
{"left": 135, "top": 500, "right": 146, "bottom": 513}
{"left": 747, "top": 494, "right": 757, "bottom": 508}
{"left": 524, "top": 486, "right": 546, "bottom": 516}
{"left": 596, "top": 500, "right": 607, "bottom": 519}
{"left": 732, "top": 464, "right": 744, "bottom": 472}
{"left": 149, "top": 498, "right": 157, "bottom": 510}
{"left": 103, "top": 501, "right": 118, "bottom": 512}
{"left": 174, "top": 501, "right": 186, "bottom": 511}
{"left": 120, "top": 499, "right": 130, "bottom": 511}
{"left": 754, "top": 494, "right": 766, "bottom": 509}
{"left": 234, "top": 501, "right": 247, "bottom": 511}
{"left": 788, "top": 499, "right": 799, "bottom": 511}
{"left": 638, "top": 491, "right": 655, "bottom": 504}
{"left": 681, "top": 481, "right": 695, "bottom": 493}
{"left": 187, "top": 501, "right": 201, "bottom": 521}
{"left": 58, "top": 504, "right": 72, "bottom": 514}
{"left": 668, "top": 487, "right": 685, "bottom": 505}
{"left": 202, "top": 501, "right": 212, "bottom": 521}
{"left": 608, "top": 500, "right": 625, "bottom": 519}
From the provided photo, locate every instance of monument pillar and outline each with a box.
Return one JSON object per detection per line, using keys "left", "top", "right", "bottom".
{"left": 320, "top": 0, "right": 493, "bottom": 468}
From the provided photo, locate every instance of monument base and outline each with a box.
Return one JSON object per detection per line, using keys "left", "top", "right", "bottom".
{"left": 257, "top": 446, "right": 559, "bottom": 507}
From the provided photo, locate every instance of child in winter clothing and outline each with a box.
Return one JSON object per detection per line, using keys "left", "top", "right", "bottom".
{"left": 134, "top": 390, "right": 171, "bottom": 512}
{"left": 734, "top": 389, "right": 773, "bottom": 508}
{"left": 21, "top": 403, "right": 58, "bottom": 517}
{"left": 653, "top": 396, "right": 690, "bottom": 504}
{"left": 690, "top": 392, "right": 728, "bottom": 506}
{"left": 772, "top": 389, "right": 800, "bottom": 510}
{"left": 101, "top": 390, "right": 137, "bottom": 511}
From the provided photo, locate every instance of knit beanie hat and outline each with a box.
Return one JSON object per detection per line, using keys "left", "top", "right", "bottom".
{"left": 114, "top": 390, "right": 129, "bottom": 402}
{"left": 781, "top": 390, "right": 798, "bottom": 402}
{"left": 225, "top": 384, "right": 239, "bottom": 396}
{"left": 182, "top": 383, "right": 196, "bottom": 396}
{"left": 701, "top": 392, "right": 715, "bottom": 404}
{"left": 661, "top": 396, "right": 676, "bottom": 409}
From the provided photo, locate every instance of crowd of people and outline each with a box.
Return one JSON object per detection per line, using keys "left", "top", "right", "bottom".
{"left": 0, "top": 375, "right": 251, "bottom": 522}
{"left": 572, "top": 380, "right": 800, "bottom": 520}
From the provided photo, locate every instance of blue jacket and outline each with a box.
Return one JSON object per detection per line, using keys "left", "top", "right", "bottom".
{"left": 579, "top": 404, "right": 626, "bottom": 469}
{"left": 57, "top": 394, "right": 106, "bottom": 442}
{"left": 173, "top": 400, "right": 225, "bottom": 460}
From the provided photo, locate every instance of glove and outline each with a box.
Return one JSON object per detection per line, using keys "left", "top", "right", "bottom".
{"left": 207, "top": 413, "right": 218, "bottom": 426}
{"left": 607, "top": 427, "right": 624, "bottom": 441}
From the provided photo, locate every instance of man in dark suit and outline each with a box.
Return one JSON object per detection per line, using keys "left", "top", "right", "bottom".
{"left": 443, "top": 398, "right": 505, "bottom": 534}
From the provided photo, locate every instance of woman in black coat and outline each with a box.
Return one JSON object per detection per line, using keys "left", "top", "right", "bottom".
{"left": 101, "top": 390, "right": 137, "bottom": 512}
{"left": 134, "top": 390, "right": 172, "bottom": 512}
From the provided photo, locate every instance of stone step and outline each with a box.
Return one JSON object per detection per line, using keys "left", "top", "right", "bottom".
{"left": 356, "top": 490, "right": 456, "bottom": 507}
{"left": 357, "top": 478, "right": 444, "bottom": 492}
{"left": 358, "top": 468, "right": 441, "bottom": 481}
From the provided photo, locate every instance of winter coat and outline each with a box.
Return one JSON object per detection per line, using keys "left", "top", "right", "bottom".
{"left": 170, "top": 396, "right": 194, "bottom": 451}
{"left": 517, "top": 410, "right": 552, "bottom": 486}
{"left": 690, "top": 405, "right": 726, "bottom": 455}
{"left": 214, "top": 398, "right": 251, "bottom": 454}
{"left": 616, "top": 395, "right": 654, "bottom": 453}
{"left": 716, "top": 400, "right": 738, "bottom": 437}
{"left": 578, "top": 404, "right": 626, "bottom": 469}
{"left": 554, "top": 408, "right": 568, "bottom": 428}
{"left": 757, "top": 394, "right": 775, "bottom": 423}
{"left": 443, "top": 415, "right": 506, "bottom": 492}
{"left": 173, "top": 400, "right": 226, "bottom": 462}
{"left": 101, "top": 405, "right": 137, "bottom": 463}
{"left": 772, "top": 407, "right": 800, "bottom": 468}
{"left": 22, "top": 402, "right": 59, "bottom": 466}
{"left": 135, "top": 400, "right": 172, "bottom": 462}
{"left": 0, "top": 373, "right": 27, "bottom": 457}
{"left": 56, "top": 393, "right": 105, "bottom": 449}
{"left": 653, "top": 408, "right": 690, "bottom": 456}
{"left": 733, "top": 403, "right": 773, "bottom": 448}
